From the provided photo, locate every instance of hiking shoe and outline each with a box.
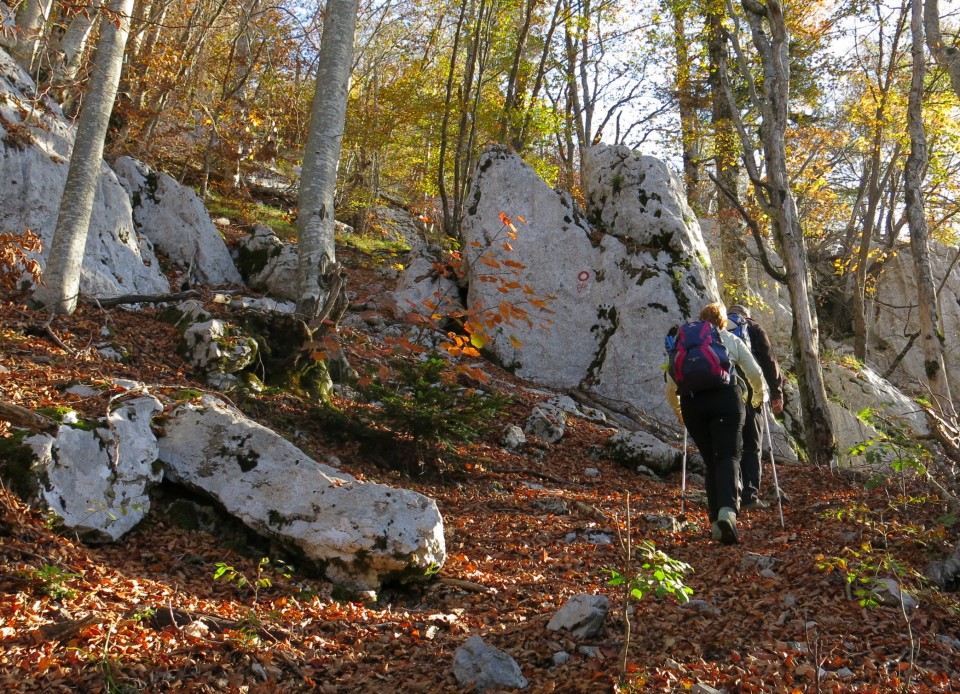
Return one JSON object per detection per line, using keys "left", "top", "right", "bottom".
{"left": 716, "top": 507, "right": 739, "bottom": 545}
{"left": 741, "top": 498, "right": 770, "bottom": 510}
{"left": 711, "top": 522, "right": 721, "bottom": 541}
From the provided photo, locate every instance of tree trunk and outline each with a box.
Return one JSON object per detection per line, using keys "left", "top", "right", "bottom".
{"left": 51, "top": 1, "right": 103, "bottom": 114}
{"left": 437, "top": 0, "right": 469, "bottom": 239}
{"left": 906, "top": 0, "right": 956, "bottom": 420}
{"left": 740, "top": 0, "right": 837, "bottom": 467}
{"left": 924, "top": 0, "right": 960, "bottom": 98}
{"left": 11, "top": 0, "right": 54, "bottom": 72}
{"left": 674, "top": 3, "right": 705, "bottom": 215}
{"left": 296, "top": 0, "right": 358, "bottom": 318}
{"left": 32, "top": 0, "right": 136, "bottom": 315}
{"left": 706, "top": 9, "right": 747, "bottom": 300}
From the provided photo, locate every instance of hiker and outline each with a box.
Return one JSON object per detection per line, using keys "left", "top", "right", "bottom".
{"left": 726, "top": 304, "right": 784, "bottom": 510}
{"left": 665, "top": 302, "right": 768, "bottom": 544}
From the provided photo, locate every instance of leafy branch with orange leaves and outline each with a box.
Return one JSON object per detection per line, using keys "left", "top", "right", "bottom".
{"left": 416, "top": 212, "right": 557, "bottom": 369}
{"left": 0, "top": 230, "right": 43, "bottom": 293}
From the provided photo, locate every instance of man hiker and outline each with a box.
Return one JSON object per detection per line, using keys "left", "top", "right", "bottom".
{"left": 665, "top": 302, "right": 768, "bottom": 544}
{"left": 726, "top": 303, "right": 784, "bottom": 510}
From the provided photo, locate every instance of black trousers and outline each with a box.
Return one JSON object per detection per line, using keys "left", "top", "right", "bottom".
{"left": 740, "top": 402, "right": 763, "bottom": 503}
{"left": 680, "top": 385, "right": 745, "bottom": 522}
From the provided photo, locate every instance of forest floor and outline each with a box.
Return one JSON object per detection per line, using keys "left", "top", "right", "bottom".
{"left": 1, "top": 239, "right": 959, "bottom": 693}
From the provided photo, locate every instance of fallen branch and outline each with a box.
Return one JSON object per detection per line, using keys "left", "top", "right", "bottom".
{"left": 139, "top": 605, "right": 285, "bottom": 641}
{"left": 438, "top": 576, "right": 497, "bottom": 594}
{"left": 82, "top": 289, "right": 201, "bottom": 307}
{"left": 0, "top": 402, "right": 59, "bottom": 433}
{"left": 24, "top": 317, "right": 75, "bottom": 354}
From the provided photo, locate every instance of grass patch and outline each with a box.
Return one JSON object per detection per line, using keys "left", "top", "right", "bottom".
{"left": 206, "top": 190, "right": 297, "bottom": 240}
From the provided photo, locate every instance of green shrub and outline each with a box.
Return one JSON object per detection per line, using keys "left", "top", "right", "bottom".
{"left": 335, "top": 352, "right": 510, "bottom": 473}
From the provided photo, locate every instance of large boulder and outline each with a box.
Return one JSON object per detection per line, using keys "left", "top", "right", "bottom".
{"left": 235, "top": 222, "right": 353, "bottom": 302}
{"left": 460, "top": 144, "right": 720, "bottom": 427}
{"left": 0, "top": 47, "right": 169, "bottom": 297}
{"left": 390, "top": 248, "right": 462, "bottom": 322}
{"left": 113, "top": 157, "right": 243, "bottom": 287}
{"left": 23, "top": 395, "right": 164, "bottom": 541}
{"left": 821, "top": 359, "right": 930, "bottom": 468}
{"left": 235, "top": 225, "right": 300, "bottom": 301}
{"left": 158, "top": 395, "right": 446, "bottom": 591}
{"left": 870, "top": 241, "right": 960, "bottom": 400}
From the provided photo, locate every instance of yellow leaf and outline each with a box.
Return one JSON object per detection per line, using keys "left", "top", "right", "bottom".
{"left": 509, "top": 334, "right": 523, "bottom": 348}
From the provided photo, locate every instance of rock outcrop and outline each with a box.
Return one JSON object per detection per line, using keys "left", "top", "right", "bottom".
{"left": 158, "top": 395, "right": 447, "bottom": 590}
{"left": 0, "top": 47, "right": 169, "bottom": 297}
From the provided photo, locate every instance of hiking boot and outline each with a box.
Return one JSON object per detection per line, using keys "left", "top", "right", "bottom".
{"left": 741, "top": 498, "right": 770, "bottom": 510}
{"left": 716, "top": 507, "right": 739, "bottom": 545}
{"left": 711, "top": 522, "right": 721, "bottom": 541}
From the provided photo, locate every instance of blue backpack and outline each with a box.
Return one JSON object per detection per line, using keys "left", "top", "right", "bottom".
{"left": 727, "top": 312, "right": 751, "bottom": 350}
{"left": 667, "top": 321, "right": 733, "bottom": 395}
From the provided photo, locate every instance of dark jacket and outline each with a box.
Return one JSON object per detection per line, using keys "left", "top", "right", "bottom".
{"left": 744, "top": 317, "right": 784, "bottom": 402}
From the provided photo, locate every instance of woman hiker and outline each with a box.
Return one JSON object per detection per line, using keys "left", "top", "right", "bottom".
{"left": 665, "top": 302, "right": 768, "bottom": 544}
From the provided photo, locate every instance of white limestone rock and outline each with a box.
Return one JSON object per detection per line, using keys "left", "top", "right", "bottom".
{"left": 24, "top": 396, "right": 164, "bottom": 541}
{"left": 546, "top": 593, "right": 610, "bottom": 639}
{"left": 113, "top": 156, "right": 243, "bottom": 287}
{"left": 606, "top": 429, "right": 681, "bottom": 476}
{"left": 461, "top": 144, "right": 721, "bottom": 428}
{"left": 390, "top": 251, "right": 462, "bottom": 321}
{"left": 158, "top": 395, "right": 446, "bottom": 591}
{"left": 179, "top": 319, "right": 258, "bottom": 374}
{"left": 870, "top": 240, "right": 960, "bottom": 400}
{"left": 235, "top": 225, "right": 300, "bottom": 301}
{"left": 453, "top": 635, "right": 528, "bottom": 692}
{"left": 0, "top": 47, "right": 169, "bottom": 298}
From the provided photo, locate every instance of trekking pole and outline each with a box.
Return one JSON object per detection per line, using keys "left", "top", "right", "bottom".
{"left": 763, "top": 404, "right": 785, "bottom": 529}
{"left": 680, "top": 428, "right": 688, "bottom": 518}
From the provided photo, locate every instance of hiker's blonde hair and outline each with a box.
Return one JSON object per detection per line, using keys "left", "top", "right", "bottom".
{"left": 699, "top": 302, "right": 727, "bottom": 330}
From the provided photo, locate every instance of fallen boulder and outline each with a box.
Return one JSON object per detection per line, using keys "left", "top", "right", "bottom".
{"left": 157, "top": 395, "right": 446, "bottom": 591}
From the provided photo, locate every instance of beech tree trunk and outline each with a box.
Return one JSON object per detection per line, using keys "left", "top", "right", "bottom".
{"left": 707, "top": 9, "right": 748, "bottom": 300}
{"left": 924, "top": 0, "right": 960, "bottom": 98}
{"left": 33, "top": 0, "right": 136, "bottom": 315}
{"left": 11, "top": 0, "right": 54, "bottom": 72}
{"left": 673, "top": 4, "right": 705, "bottom": 215}
{"left": 51, "top": 1, "right": 103, "bottom": 114}
{"left": 852, "top": 5, "right": 906, "bottom": 361}
{"left": 739, "top": 0, "right": 837, "bottom": 467}
{"left": 906, "top": 0, "right": 956, "bottom": 419}
{"left": 296, "top": 0, "right": 358, "bottom": 318}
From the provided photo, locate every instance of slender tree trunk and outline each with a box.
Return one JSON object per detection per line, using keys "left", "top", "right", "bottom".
{"left": 296, "top": 0, "right": 358, "bottom": 318}
{"left": 33, "top": 0, "right": 136, "bottom": 315}
{"left": 852, "top": 2, "right": 906, "bottom": 361}
{"left": 674, "top": 3, "right": 704, "bottom": 215}
{"left": 707, "top": 10, "right": 747, "bottom": 300}
{"left": 924, "top": 0, "right": 960, "bottom": 98}
{"left": 12, "top": 0, "right": 54, "bottom": 73}
{"left": 906, "top": 0, "right": 956, "bottom": 419}
{"left": 500, "top": 0, "right": 537, "bottom": 147}
{"left": 516, "top": 0, "right": 563, "bottom": 151}
{"left": 142, "top": 0, "right": 229, "bottom": 148}
{"left": 51, "top": 1, "right": 103, "bottom": 115}
{"left": 740, "top": 0, "right": 837, "bottom": 466}
{"left": 127, "top": 0, "right": 152, "bottom": 63}
{"left": 437, "top": 0, "right": 468, "bottom": 239}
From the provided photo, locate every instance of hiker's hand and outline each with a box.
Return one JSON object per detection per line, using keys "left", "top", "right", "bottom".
{"left": 771, "top": 398, "right": 783, "bottom": 415}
